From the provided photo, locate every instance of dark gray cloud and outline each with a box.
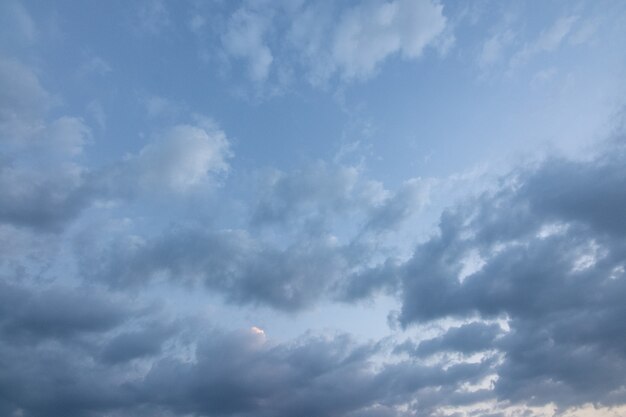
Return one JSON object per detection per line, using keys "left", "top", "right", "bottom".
{"left": 4, "top": 139, "right": 626, "bottom": 416}
{"left": 0, "top": 281, "right": 132, "bottom": 343}
{"left": 0, "top": 159, "right": 93, "bottom": 232}
{"left": 397, "top": 141, "right": 626, "bottom": 408}
{"left": 395, "top": 322, "right": 502, "bottom": 358}
{"left": 0, "top": 320, "right": 494, "bottom": 417}
{"left": 140, "top": 330, "right": 493, "bottom": 417}
{"left": 100, "top": 324, "right": 174, "bottom": 364}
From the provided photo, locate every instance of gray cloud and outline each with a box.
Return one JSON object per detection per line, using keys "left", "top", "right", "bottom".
{"left": 397, "top": 141, "right": 626, "bottom": 407}
{"left": 0, "top": 159, "right": 92, "bottom": 232}
{"left": 0, "top": 317, "right": 494, "bottom": 417}
{"left": 140, "top": 329, "right": 493, "bottom": 417}
{"left": 395, "top": 322, "right": 502, "bottom": 358}
{"left": 100, "top": 324, "right": 174, "bottom": 364}
{"left": 0, "top": 281, "right": 133, "bottom": 344}
{"left": 86, "top": 227, "right": 350, "bottom": 311}
{"left": 85, "top": 163, "right": 427, "bottom": 310}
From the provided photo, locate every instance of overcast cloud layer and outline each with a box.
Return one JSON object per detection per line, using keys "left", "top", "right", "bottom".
{"left": 2, "top": 1, "right": 626, "bottom": 417}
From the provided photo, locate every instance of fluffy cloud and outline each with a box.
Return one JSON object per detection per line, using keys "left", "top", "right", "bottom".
{"left": 397, "top": 140, "right": 626, "bottom": 408}
{"left": 327, "top": 0, "right": 447, "bottom": 80}
{"left": 85, "top": 163, "right": 429, "bottom": 310}
{"left": 0, "top": 159, "right": 90, "bottom": 231}
{"left": 95, "top": 119, "right": 231, "bottom": 199}
{"left": 216, "top": 0, "right": 447, "bottom": 84}
{"left": 0, "top": 272, "right": 492, "bottom": 417}
{"left": 133, "top": 122, "right": 230, "bottom": 191}
{"left": 0, "top": 303, "right": 494, "bottom": 417}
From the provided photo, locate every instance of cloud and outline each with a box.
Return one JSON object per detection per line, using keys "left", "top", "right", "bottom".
{"left": 0, "top": 58, "right": 94, "bottom": 230}
{"left": 95, "top": 118, "right": 231, "bottom": 198}
{"left": 478, "top": 29, "right": 514, "bottom": 69}
{"left": 328, "top": 0, "right": 447, "bottom": 80}
{"left": 133, "top": 122, "right": 230, "bottom": 191}
{"left": 0, "top": 57, "right": 50, "bottom": 143}
{"left": 0, "top": 159, "right": 91, "bottom": 231}
{"left": 288, "top": 0, "right": 448, "bottom": 83}
{"left": 0, "top": 0, "right": 37, "bottom": 50}
{"left": 364, "top": 178, "right": 432, "bottom": 233}
{"left": 221, "top": 5, "right": 274, "bottom": 82}
{"left": 85, "top": 227, "right": 350, "bottom": 311}
{"left": 395, "top": 322, "right": 502, "bottom": 358}
{"left": 0, "top": 61, "right": 229, "bottom": 230}
{"left": 215, "top": 0, "right": 447, "bottom": 85}
{"left": 251, "top": 163, "right": 373, "bottom": 229}
{"left": 396, "top": 140, "right": 626, "bottom": 407}
{"left": 100, "top": 324, "right": 174, "bottom": 364}
{"left": 141, "top": 329, "right": 492, "bottom": 417}
{"left": 85, "top": 163, "right": 430, "bottom": 310}
{"left": 0, "top": 57, "right": 90, "bottom": 156}
{"left": 0, "top": 281, "right": 132, "bottom": 344}
{"left": 0, "top": 300, "right": 494, "bottom": 417}
{"left": 509, "top": 15, "right": 578, "bottom": 70}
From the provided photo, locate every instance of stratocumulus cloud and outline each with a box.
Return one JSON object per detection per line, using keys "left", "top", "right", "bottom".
{"left": 2, "top": 1, "right": 626, "bottom": 417}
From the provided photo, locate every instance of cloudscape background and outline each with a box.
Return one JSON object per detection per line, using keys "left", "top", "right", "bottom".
{"left": 1, "top": 1, "right": 626, "bottom": 416}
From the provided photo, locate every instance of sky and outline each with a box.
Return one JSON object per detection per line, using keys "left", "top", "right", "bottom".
{"left": 1, "top": 0, "right": 626, "bottom": 416}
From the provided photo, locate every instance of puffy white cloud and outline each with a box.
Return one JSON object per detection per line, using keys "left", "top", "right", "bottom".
{"left": 216, "top": 0, "right": 447, "bottom": 84}
{"left": 135, "top": 122, "right": 231, "bottom": 191}
{"left": 329, "top": 0, "right": 447, "bottom": 80}
{"left": 95, "top": 119, "right": 232, "bottom": 198}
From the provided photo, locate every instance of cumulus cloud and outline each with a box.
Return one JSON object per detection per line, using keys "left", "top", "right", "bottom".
{"left": 327, "top": 0, "right": 447, "bottom": 80}
{"left": 0, "top": 58, "right": 95, "bottom": 230}
{"left": 0, "top": 159, "right": 90, "bottom": 231}
{"left": 85, "top": 227, "right": 350, "bottom": 311}
{"left": 0, "top": 58, "right": 91, "bottom": 155}
{"left": 84, "top": 163, "right": 430, "bottom": 310}
{"left": 397, "top": 140, "right": 626, "bottom": 408}
{"left": 0, "top": 281, "right": 133, "bottom": 344}
{"left": 395, "top": 322, "right": 503, "bottom": 358}
{"left": 100, "top": 324, "right": 174, "bottom": 364}
{"left": 92, "top": 118, "right": 231, "bottom": 200}
{"left": 0, "top": 58, "right": 229, "bottom": 230}
{"left": 133, "top": 122, "right": 230, "bottom": 191}
{"left": 215, "top": 0, "right": 447, "bottom": 85}
{"left": 0, "top": 279, "right": 495, "bottom": 417}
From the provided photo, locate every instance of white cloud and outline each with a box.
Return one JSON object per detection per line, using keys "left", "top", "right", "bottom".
{"left": 134, "top": 121, "right": 231, "bottom": 191}
{"left": 216, "top": 0, "right": 447, "bottom": 85}
{"left": 478, "top": 29, "right": 514, "bottom": 69}
{"left": 509, "top": 15, "right": 578, "bottom": 70}
{"left": 291, "top": 0, "right": 447, "bottom": 82}
{"left": 221, "top": 7, "right": 273, "bottom": 82}
{"left": 45, "top": 116, "right": 91, "bottom": 156}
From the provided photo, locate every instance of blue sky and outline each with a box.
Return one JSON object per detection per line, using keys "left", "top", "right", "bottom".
{"left": 2, "top": 1, "right": 626, "bottom": 416}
